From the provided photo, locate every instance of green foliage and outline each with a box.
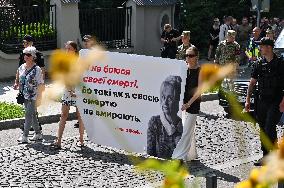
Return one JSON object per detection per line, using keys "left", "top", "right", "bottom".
{"left": 1, "top": 22, "right": 55, "bottom": 40}
{"left": 137, "top": 159, "right": 189, "bottom": 188}
{"left": 181, "top": 0, "right": 250, "bottom": 56}
{"left": 0, "top": 102, "right": 24, "bottom": 120}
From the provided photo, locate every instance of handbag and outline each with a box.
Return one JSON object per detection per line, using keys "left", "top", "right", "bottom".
{"left": 16, "top": 65, "right": 37, "bottom": 104}
{"left": 16, "top": 92, "right": 25, "bottom": 104}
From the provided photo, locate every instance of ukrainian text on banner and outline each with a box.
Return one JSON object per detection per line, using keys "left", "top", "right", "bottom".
{"left": 77, "top": 50, "right": 187, "bottom": 157}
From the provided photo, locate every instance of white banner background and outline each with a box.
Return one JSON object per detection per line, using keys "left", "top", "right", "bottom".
{"left": 77, "top": 50, "right": 187, "bottom": 153}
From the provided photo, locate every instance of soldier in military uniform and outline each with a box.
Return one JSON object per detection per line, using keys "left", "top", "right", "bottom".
{"left": 176, "top": 31, "right": 195, "bottom": 60}
{"left": 245, "top": 37, "right": 284, "bottom": 166}
{"left": 215, "top": 30, "right": 240, "bottom": 65}
{"left": 215, "top": 30, "right": 240, "bottom": 90}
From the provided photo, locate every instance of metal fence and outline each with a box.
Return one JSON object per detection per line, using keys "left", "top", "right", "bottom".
{"left": 79, "top": 7, "right": 132, "bottom": 49}
{"left": 0, "top": 5, "right": 57, "bottom": 54}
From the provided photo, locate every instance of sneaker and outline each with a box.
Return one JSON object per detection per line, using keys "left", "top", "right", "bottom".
{"left": 30, "top": 133, "right": 43, "bottom": 141}
{"left": 17, "top": 136, "right": 28, "bottom": 143}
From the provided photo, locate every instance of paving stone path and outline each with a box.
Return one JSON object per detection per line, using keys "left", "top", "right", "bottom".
{"left": 0, "top": 100, "right": 283, "bottom": 187}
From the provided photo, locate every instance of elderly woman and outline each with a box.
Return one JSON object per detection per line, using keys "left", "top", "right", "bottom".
{"left": 147, "top": 75, "right": 183, "bottom": 159}
{"left": 14, "top": 46, "right": 44, "bottom": 143}
{"left": 51, "top": 41, "right": 85, "bottom": 149}
{"left": 172, "top": 46, "right": 202, "bottom": 162}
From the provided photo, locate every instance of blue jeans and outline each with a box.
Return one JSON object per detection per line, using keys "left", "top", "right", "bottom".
{"left": 23, "top": 100, "right": 41, "bottom": 137}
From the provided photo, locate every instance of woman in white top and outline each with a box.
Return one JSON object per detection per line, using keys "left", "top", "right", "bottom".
{"left": 14, "top": 47, "right": 44, "bottom": 143}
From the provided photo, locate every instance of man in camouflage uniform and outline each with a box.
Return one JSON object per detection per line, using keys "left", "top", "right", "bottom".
{"left": 215, "top": 30, "right": 240, "bottom": 90}
{"left": 215, "top": 30, "right": 240, "bottom": 65}
{"left": 176, "top": 31, "right": 195, "bottom": 60}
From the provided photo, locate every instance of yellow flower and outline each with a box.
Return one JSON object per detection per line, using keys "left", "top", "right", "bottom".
{"left": 235, "top": 180, "right": 253, "bottom": 188}
{"left": 192, "top": 63, "right": 234, "bottom": 97}
{"left": 199, "top": 63, "right": 220, "bottom": 81}
{"left": 258, "top": 151, "right": 284, "bottom": 183}
{"left": 250, "top": 168, "right": 261, "bottom": 184}
{"left": 49, "top": 50, "right": 79, "bottom": 88}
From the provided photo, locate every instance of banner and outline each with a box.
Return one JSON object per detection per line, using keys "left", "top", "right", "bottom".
{"left": 77, "top": 50, "right": 187, "bottom": 158}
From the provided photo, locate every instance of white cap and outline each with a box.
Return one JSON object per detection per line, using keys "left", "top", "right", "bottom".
{"left": 23, "top": 46, "right": 37, "bottom": 57}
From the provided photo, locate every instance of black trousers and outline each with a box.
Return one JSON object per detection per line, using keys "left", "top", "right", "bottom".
{"left": 257, "top": 99, "right": 282, "bottom": 156}
{"left": 161, "top": 47, "right": 177, "bottom": 59}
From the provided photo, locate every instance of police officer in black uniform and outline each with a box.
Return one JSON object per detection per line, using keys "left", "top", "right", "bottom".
{"left": 245, "top": 37, "right": 284, "bottom": 166}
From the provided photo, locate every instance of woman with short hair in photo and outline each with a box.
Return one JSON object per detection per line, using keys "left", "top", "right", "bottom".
{"left": 147, "top": 75, "right": 183, "bottom": 159}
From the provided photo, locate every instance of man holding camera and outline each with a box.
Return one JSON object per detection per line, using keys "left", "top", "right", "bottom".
{"left": 160, "top": 24, "right": 181, "bottom": 59}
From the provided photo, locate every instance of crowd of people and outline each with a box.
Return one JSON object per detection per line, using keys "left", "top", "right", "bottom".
{"left": 12, "top": 14, "right": 284, "bottom": 166}
{"left": 207, "top": 15, "right": 284, "bottom": 62}
{"left": 13, "top": 34, "right": 97, "bottom": 150}
{"left": 159, "top": 16, "right": 284, "bottom": 165}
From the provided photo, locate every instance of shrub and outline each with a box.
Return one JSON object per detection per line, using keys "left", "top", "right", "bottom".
{"left": 0, "top": 102, "right": 24, "bottom": 120}
{"left": 1, "top": 22, "right": 55, "bottom": 40}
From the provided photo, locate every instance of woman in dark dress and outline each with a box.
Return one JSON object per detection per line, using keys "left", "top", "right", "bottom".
{"left": 207, "top": 18, "right": 220, "bottom": 60}
{"left": 172, "top": 46, "right": 203, "bottom": 161}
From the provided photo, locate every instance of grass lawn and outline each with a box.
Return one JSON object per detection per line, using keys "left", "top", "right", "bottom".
{"left": 0, "top": 102, "right": 24, "bottom": 120}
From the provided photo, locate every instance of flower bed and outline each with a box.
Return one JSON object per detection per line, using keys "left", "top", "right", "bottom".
{"left": 0, "top": 102, "right": 24, "bottom": 120}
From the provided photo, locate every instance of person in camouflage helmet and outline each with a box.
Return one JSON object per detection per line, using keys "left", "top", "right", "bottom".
{"left": 214, "top": 30, "right": 241, "bottom": 65}
{"left": 176, "top": 31, "right": 195, "bottom": 60}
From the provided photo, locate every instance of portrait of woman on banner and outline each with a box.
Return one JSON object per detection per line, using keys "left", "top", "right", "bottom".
{"left": 147, "top": 75, "right": 183, "bottom": 159}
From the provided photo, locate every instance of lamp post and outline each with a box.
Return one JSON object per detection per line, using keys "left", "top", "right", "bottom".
{"left": 256, "top": 0, "right": 262, "bottom": 27}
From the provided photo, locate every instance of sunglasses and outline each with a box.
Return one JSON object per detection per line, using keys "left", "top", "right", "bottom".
{"left": 24, "top": 53, "right": 32, "bottom": 57}
{"left": 185, "top": 54, "right": 196, "bottom": 58}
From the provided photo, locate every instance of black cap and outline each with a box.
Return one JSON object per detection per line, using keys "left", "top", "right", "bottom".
{"left": 255, "top": 37, "right": 274, "bottom": 47}
{"left": 23, "top": 35, "right": 34, "bottom": 42}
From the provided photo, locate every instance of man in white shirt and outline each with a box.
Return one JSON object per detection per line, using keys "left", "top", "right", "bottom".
{"left": 219, "top": 16, "right": 233, "bottom": 43}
